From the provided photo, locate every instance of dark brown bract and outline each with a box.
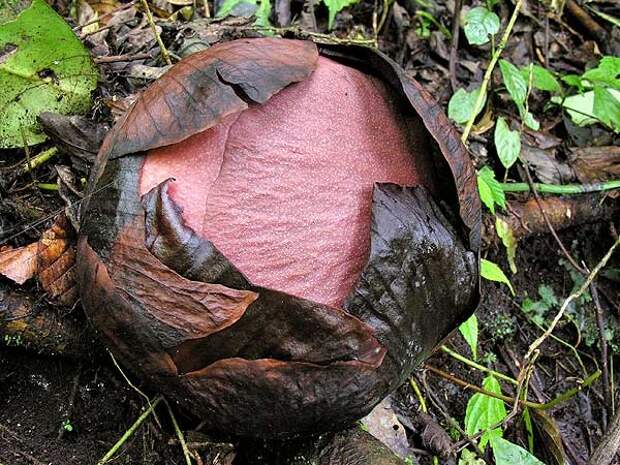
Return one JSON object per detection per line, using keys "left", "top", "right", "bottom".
{"left": 77, "top": 38, "right": 481, "bottom": 438}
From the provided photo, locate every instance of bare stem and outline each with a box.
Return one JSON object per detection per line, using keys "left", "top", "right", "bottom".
{"left": 461, "top": 0, "right": 524, "bottom": 143}
{"left": 440, "top": 345, "right": 518, "bottom": 385}
{"left": 139, "top": 0, "right": 172, "bottom": 65}
{"left": 97, "top": 396, "right": 162, "bottom": 465}
{"left": 164, "top": 399, "right": 193, "bottom": 465}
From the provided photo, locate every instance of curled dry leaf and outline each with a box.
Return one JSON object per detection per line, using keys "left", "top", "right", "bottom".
{"left": 0, "top": 215, "right": 78, "bottom": 306}
{"left": 77, "top": 38, "right": 481, "bottom": 437}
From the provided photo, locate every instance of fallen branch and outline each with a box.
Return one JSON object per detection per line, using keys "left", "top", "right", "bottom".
{"left": 483, "top": 194, "right": 620, "bottom": 247}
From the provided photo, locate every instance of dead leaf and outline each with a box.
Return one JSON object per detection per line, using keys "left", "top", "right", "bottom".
{"left": 570, "top": 146, "right": 620, "bottom": 184}
{"left": 0, "top": 216, "right": 78, "bottom": 306}
{"left": 521, "top": 143, "right": 576, "bottom": 184}
{"left": 37, "top": 215, "right": 78, "bottom": 306}
{"left": 411, "top": 411, "right": 454, "bottom": 458}
{"left": 531, "top": 409, "right": 568, "bottom": 465}
{"left": 361, "top": 396, "right": 411, "bottom": 458}
{"left": 0, "top": 243, "right": 39, "bottom": 285}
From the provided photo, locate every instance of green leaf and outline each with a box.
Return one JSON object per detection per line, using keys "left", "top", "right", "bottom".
{"left": 494, "top": 117, "right": 521, "bottom": 169}
{"left": 465, "top": 375, "right": 508, "bottom": 450}
{"left": 521, "top": 110, "right": 540, "bottom": 131}
{"left": 495, "top": 218, "right": 517, "bottom": 274}
{"left": 216, "top": 0, "right": 257, "bottom": 18}
{"left": 459, "top": 449, "right": 486, "bottom": 465}
{"left": 562, "top": 74, "right": 585, "bottom": 91}
{"left": 521, "top": 64, "right": 561, "bottom": 93}
{"left": 324, "top": 0, "right": 359, "bottom": 29}
{"left": 459, "top": 314, "right": 478, "bottom": 360}
{"left": 491, "top": 437, "right": 545, "bottom": 465}
{"left": 593, "top": 86, "right": 620, "bottom": 132}
{"left": 476, "top": 166, "right": 505, "bottom": 214}
{"left": 582, "top": 56, "right": 620, "bottom": 91}
{"left": 538, "top": 284, "right": 558, "bottom": 307}
{"left": 0, "top": 0, "right": 98, "bottom": 148}
{"left": 522, "top": 408, "right": 535, "bottom": 453}
{"left": 254, "top": 0, "right": 272, "bottom": 27}
{"left": 448, "top": 87, "right": 487, "bottom": 124}
{"left": 556, "top": 88, "right": 620, "bottom": 130}
{"left": 481, "top": 258, "right": 515, "bottom": 295}
{"left": 463, "top": 6, "right": 500, "bottom": 46}
{"left": 500, "top": 59, "right": 528, "bottom": 106}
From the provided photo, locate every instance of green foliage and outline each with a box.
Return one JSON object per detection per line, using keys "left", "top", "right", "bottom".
{"left": 415, "top": 10, "right": 451, "bottom": 39}
{"left": 324, "top": 0, "right": 358, "bottom": 29}
{"left": 500, "top": 59, "right": 539, "bottom": 130}
{"left": 481, "top": 258, "right": 515, "bottom": 295}
{"left": 217, "top": 0, "right": 359, "bottom": 30}
{"left": 558, "top": 256, "right": 608, "bottom": 349}
{"left": 593, "top": 86, "right": 620, "bottom": 131}
{"left": 554, "top": 56, "right": 620, "bottom": 132}
{"left": 0, "top": 0, "right": 98, "bottom": 148}
{"left": 217, "top": 0, "right": 272, "bottom": 28}
{"left": 476, "top": 166, "right": 505, "bottom": 214}
{"left": 465, "top": 375, "right": 507, "bottom": 450}
{"left": 500, "top": 59, "right": 527, "bottom": 106}
{"left": 463, "top": 6, "right": 500, "bottom": 46}
{"left": 522, "top": 408, "right": 535, "bottom": 452}
{"left": 582, "top": 56, "right": 620, "bottom": 90}
{"left": 495, "top": 218, "right": 517, "bottom": 274}
{"left": 480, "top": 351, "right": 498, "bottom": 365}
{"left": 521, "top": 110, "right": 540, "bottom": 131}
{"left": 521, "top": 284, "right": 558, "bottom": 326}
{"left": 494, "top": 117, "right": 521, "bottom": 169}
{"left": 254, "top": 0, "right": 272, "bottom": 28}
{"left": 484, "top": 312, "right": 516, "bottom": 342}
{"left": 491, "top": 437, "right": 545, "bottom": 465}
{"left": 521, "top": 64, "right": 561, "bottom": 93}
{"left": 217, "top": 0, "right": 255, "bottom": 18}
{"left": 459, "top": 314, "right": 478, "bottom": 360}
{"left": 62, "top": 419, "right": 73, "bottom": 432}
{"left": 448, "top": 86, "right": 487, "bottom": 124}
{"left": 459, "top": 449, "right": 486, "bottom": 465}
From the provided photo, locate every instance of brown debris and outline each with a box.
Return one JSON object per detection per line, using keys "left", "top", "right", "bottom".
{"left": 483, "top": 194, "right": 620, "bottom": 248}
{"left": 0, "top": 216, "right": 78, "bottom": 307}
{"left": 570, "top": 146, "right": 620, "bottom": 198}
{"left": 0, "top": 243, "right": 38, "bottom": 285}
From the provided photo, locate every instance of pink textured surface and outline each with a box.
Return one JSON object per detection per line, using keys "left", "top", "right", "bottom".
{"left": 140, "top": 57, "right": 422, "bottom": 308}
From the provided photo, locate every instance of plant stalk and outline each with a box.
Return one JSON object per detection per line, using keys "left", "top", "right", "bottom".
{"left": 97, "top": 396, "right": 162, "bottom": 465}
{"left": 461, "top": 0, "right": 524, "bottom": 143}
{"left": 500, "top": 180, "right": 620, "bottom": 194}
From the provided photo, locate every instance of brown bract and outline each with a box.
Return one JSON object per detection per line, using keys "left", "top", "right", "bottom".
{"left": 77, "top": 38, "right": 481, "bottom": 437}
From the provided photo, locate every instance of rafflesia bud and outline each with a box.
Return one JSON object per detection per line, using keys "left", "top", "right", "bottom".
{"left": 77, "top": 38, "right": 481, "bottom": 438}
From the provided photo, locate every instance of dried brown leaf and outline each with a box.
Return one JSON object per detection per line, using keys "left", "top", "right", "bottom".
{"left": 0, "top": 243, "right": 39, "bottom": 285}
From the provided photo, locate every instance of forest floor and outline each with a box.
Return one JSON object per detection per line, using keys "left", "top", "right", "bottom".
{"left": 0, "top": 0, "right": 619, "bottom": 463}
